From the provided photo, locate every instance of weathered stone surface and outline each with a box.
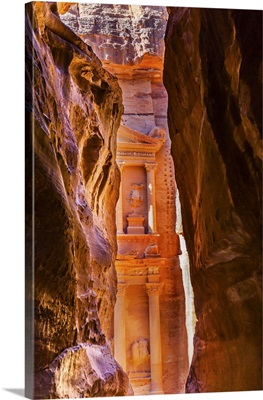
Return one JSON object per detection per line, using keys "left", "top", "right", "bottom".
{"left": 60, "top": 3, "right": 167, "bottom": 66}
{"left": 25, "top": 2, "right": 132, "bottom": 397}
{"left": 60, "top": 3, "right": 191, "bottom": 395}
{"left": 34, "top": 344, "right": 133, "bottom": 398}
{"left": 60, "top": 3, "right": 168, "bottom": 135}
{"left": 164, "top": 7, "right": 262, "bottom": 393}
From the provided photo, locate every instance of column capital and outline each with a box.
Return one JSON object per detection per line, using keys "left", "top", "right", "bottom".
{"left": 117, "top": 283, "right": 128, "bottom": 296}
{"left": 144, "top": 162, "right": 157, "bottom": 172}
{"left": 117, "top": 161, "right": 125, "bottom": 171}
{"left": 145, "top": 283, "right": 162, "bottom": 296}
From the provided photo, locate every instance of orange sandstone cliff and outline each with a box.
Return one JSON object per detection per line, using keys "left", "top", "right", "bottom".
{"left": 25, "top": 2, "right": 262, "bottom": 397}
{"left": 25, "top": 2, "right": 132, "bottom": 397}
{"left": 164, "top": 7, "right": 262, "bottom": 393}
{"left": 60, "top": 3, "right": 191, "bottom": 394}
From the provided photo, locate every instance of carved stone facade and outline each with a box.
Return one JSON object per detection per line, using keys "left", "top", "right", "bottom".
{"left": 111, "top": 67, "right": 189, "bottom": 393}
{"left": 60, "top": 4, "right": 190, "bottom": 394}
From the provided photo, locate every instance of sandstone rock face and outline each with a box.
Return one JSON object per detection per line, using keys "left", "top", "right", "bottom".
{"left": 61, "top": 3, "right": 190, "bottom": 394}
{"left": 60, "top": 3, "right": 168, "bottom": 133}
{"left": 164, "top": 7, "right": 262, "bottom": 393}
{"left": 60, "top": 2, "right": 167, "bottom": 67}
{"left": 34, "top": 344, "right": 131, "bottom": 398}
{"left": 25, "top": 2, "right": 132, "bottom": 397}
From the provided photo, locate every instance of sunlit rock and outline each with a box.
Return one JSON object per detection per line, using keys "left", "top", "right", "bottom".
{"left": 164, "top": 7, "right": 262, "bottom": 393}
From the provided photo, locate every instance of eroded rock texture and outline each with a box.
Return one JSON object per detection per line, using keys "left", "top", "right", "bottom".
{"left": 60, "top": 2, "right": 167, "bottom": 67}
{"left": 25, "top": 2, "right": 132, "bottom": 397}
{"left": 61, "top": 3, "right": 190, "bottom": 394}
{"left": 164, "top": 7, "right": 262, "bottom": 393}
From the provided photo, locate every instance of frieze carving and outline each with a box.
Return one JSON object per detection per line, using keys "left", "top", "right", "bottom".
{"left": 148, "top": 266, "right": 159, "bottom": 275}
{"left": 125, "top": 268, "right": 147, "bottom": 276}
{"left": 117, "top": 235, "right": 159, "bottom": 243}
{"left": 117, "top": 151, "right": 155, "bottom": 158}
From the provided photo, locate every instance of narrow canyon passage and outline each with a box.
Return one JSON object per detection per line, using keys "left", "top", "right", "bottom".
{"left": 25, "top": 2, "right": 262, "bottom": 399}
{"left": 59, "top": 3, "right": 196, "bottom": 394}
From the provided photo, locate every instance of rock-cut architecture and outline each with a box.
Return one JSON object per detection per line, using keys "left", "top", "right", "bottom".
{"left": 26, "top": 2, "right": 261, "bottom": 398}
{"left": 60, "top": 2, "right": 192, "bottom": 395}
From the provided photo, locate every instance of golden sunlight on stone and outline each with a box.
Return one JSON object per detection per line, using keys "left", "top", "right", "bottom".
{"left": 26, "top": 2, "right": 262, "bottom": 398}
{"left": 60, "top": 2, "right": 194, "bottom": 395}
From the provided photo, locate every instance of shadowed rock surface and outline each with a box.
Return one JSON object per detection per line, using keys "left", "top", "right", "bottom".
{"left": 25, "top": 2, "right": 132, "bottom": 397}
{"left": 164, "top": 7, "right": 262, "bottom": 393}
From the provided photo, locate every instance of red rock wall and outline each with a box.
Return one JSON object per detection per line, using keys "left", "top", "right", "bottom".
{"left": 59, "top": 2, "right": 167, "bottom": 66}
{"left": 164, "top": 7, "right": 262, "bottom": 393}
{"left": 60, "top": 3, "right": 190, "bottom": 394}
{"left": 25, "top": 2, "right": 132, "bottom": 398}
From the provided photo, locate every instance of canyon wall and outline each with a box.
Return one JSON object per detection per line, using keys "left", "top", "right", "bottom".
{"left": 164, "top": 7, "right": 262, "bottom": 393}
{"left": 60, "top": 3, "right": 190, "bottom": 394}
{"left": 25, "top": 2, "right": 132, "bottom": 398}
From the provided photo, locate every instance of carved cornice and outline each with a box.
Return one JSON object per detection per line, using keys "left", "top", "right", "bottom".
{"left": 117, "top": 148, "right": 155, "bottom": 158}
{"left": 117, "top": 234, "right": 159, "bottom": 243}
{"left": 115, "top": 257, "right": 166, "bottom": 268}
{"left": 117, "top": 124, "right": 163, "bottom": 146}
{"left": 117, "top": 124, "right": 163, "bottom": 157}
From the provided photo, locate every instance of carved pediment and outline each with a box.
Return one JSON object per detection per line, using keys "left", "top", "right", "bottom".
{"left": 117, "top": 124, "right": 163, "bottom": 157}
{"left": 117, "top": 124, "right": 161, "bottom": 145}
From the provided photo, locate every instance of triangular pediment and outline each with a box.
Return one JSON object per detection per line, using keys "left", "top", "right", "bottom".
{"left": 117, "top": 124, "right": 160, "bottom": 145}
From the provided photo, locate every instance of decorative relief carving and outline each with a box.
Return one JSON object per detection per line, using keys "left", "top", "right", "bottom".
{"left": 117, "top": 235, "right": 158, "bottom": 243}
{"left": 126, "top": 268, "right": 147, "bottom": 276}
{"left": 127, "top": 183, "right": 144, "bottom": 208}
{"left": 131, "top": 338, "right": 150, "bottom": 368}
{"left": 117, "top": 283, "right": 128, "bottom": 296}
{"left": 144, "top": 162, "right": 157, "bottom": 172}
{"left": 148, "top": 266, "right": 159, "bottom": 275}
{"left": 145, "top": 283, "right": 161, "bottom": 295}
{"left": 117, "top": 151, "right": 154, "bottom": 158}
{"left": 117, "top": 161, "right": 125, "bottom": 171}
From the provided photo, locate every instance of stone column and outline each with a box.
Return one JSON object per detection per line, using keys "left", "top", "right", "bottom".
{"left": 145, "top": 283, "right": 164, "bottom": 394}
{"left": 145, "top": 163, "right": 157, "bottom": 234}
{"left": 116, "top": 161, "right": 125, "bottom": 234}
{"left": 114, "top": 283, "right": 127, "bottom": 371}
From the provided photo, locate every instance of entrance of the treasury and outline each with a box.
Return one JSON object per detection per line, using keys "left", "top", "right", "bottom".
{"left": 112, "top": 124, "right": 189, "bottom": 395}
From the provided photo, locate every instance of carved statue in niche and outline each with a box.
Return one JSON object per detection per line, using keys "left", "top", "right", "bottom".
{"left": 131, "top": 338, "right": 150, "bottom": 368}
{"left": 128, "top": 184, "right": 144, "bottom": 209}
